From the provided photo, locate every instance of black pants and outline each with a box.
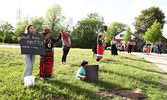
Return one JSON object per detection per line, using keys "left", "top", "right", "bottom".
{"left": 128, "top": 45, "right": 132, "bottom": 54}
{"left": 158, "top": 49, "right": 161, "bottom": 54}
{"left": 62, "top": 47, "right": 70, "bottom": 62}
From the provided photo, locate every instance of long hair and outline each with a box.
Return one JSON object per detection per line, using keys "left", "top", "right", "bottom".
{"left": 25, "top": 25, "right": 33, "bottom": 34}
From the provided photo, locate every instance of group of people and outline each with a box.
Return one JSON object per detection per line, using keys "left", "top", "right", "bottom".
{"left": 96, "top": 35, "right": 119, "bottom": 62}
{"left": 18, "top": 24, "right": 142, "bottom": 84}
{"left": 96, "top": 35, "right": 136, "bottom": 62}
{"left": 143, "top": 42, "right": 163, "bottom": 55}
{"left": 18, "top": 24, "right": 73, "bottom": 84}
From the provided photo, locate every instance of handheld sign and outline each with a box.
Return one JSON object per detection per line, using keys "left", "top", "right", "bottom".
{"left": 68, "top": 17, "right": 73, "bottom": 31}
{"left": 85, "top": 65, "right": 99, "bottom": 82}
{"left": 20, "top": 33, "right": 46, "bottom": 55}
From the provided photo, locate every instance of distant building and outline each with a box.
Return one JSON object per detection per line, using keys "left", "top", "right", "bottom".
{"left": 114, "top": 30, "right": 135, "bottom": 51}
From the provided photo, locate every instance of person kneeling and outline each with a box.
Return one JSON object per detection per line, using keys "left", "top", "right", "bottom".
{"left": 76, "top": 60, "right": 88, "bottom": 81}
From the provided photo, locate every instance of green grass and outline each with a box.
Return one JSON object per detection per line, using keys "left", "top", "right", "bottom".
{"left": 0, "top": 42, "right": 18, "bottom": 45}
{"left": 0, "top": 47, "right": 167, "bottom": 100}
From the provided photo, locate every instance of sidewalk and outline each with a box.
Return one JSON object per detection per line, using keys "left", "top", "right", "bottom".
{"left": 132, "top": 52, "right": 167, "bottom": 73}
{"left": 0, "top": 44, "right": 20, "bottom": 48}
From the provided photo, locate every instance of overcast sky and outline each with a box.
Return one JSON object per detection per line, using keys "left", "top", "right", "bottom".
{"left": 0, "top": 0, "right": 167, "bottom": 33}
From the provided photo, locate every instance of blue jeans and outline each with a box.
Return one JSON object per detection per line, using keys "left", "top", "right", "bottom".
{"left": 23, "top": 54, "right": 35, "bottom": 78}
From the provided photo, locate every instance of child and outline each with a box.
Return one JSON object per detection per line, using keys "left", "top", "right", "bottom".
{"left": 76, "top": 60, "right": 88, "bottom": 81}
{"left": 39, "top": 29, "right": 59, "bottom": 78}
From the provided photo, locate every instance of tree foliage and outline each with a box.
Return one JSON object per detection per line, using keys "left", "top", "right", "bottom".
{"left": 144, "top": 21, "right": 162, "bottom": 44}
{"left": 87, "top": 13, "right": 104, "bottom": 24}
{"left": 15, "top": 17, "right": 29, "bottom": 37}
{"left": 134, "top": 7, "right": 165, "bottom": 35}
{"left": 124, "top": 26, "right": 132, "bottom": 43}
{"left": 105, "top": 22, "right": 127, "bottom": 46}
{"left": 29, "top": 17, "right": 45, "bottom": 34}
{"left": 73, "top": 18, "right": 104, "bottom": 48}
{"left": 45, "top": 3, "right": 65, "bottom": 38}
{"left": 0, "top": 20, "right": 14, "bottom": 43}
{"left": 14, "top": 17, "right": 45, "bottom": 42}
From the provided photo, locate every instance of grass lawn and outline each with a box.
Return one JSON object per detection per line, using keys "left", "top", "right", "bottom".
{"left": 0, "top": 47, "right": 167, "bottom": 100}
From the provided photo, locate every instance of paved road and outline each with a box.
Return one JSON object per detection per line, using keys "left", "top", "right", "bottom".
{"left": 132, "top": 52, "right": 167, "bottom": 73}
{"left": 0, "top": 44, "right": 20, "bottom": 48}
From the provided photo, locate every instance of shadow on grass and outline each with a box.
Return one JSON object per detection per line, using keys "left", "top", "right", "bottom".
{"left": 99, "top": 69, "right": 167, "bottom": 91}
{"left": 114, "top": 59, "right": 167, "bottom": 75}
{"left": 101, "top": 57, "right": 167, "bottom": 75}
{"left": 100, "top": 58, "right": 117, "bottom": 63}
{"left": 121, "top": 63, "right": 167, "bottom": 75}
{"left": 92, "top": 80, "right": 123, "bottom": 90}
{"left": 31, "top": 83, "right": 69, "bottom": 100}
{"left": 32, "top": 79, "right": 112, "bottom": 100}
{"left": 121, "top": 56, "right": 151, "bottom": 64}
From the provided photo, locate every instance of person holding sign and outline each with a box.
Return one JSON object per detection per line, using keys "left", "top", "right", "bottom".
{"left": 111, "top": 37, "right": 118, "bottom": 56}
{"left": 39, "top": 29, "right": 59, "bottom": 78}
{"left": 56, "top": 25, "right": 73, "bottom": 64}
{"left": 127, "top": 40, "right": 136, "bottom": 54}
{"left": 96, "top": 26, "right": 107, "bottom": 61}
{"left": 96, "top": 34, "right": 105, "bottom": 61}
{"left": 18, "top": 25, "right": 36, "bottom": 84}
{"left": 76, "top": 60, "right": 88, "bottom": 81}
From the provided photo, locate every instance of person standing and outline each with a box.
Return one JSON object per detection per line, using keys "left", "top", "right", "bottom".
{"left": 111, "top": 38, "right": 118, "bottom": 56}
{"left": 39, "top": 29, "right": 59, "bottom": 78}
{"left": 157, "top": 42, "right": 162, "bottom": 55}
{"left": 127, "top": 40, "right": 133, "bottom": 54}
{"left": 56, "top": 25, "right": 73, "bottom": 64}
{"left": 96, "top": 34, "right": 105, "bottom": 61}
{"left": 18, "top": 25, "right": 36, "bottom": 84}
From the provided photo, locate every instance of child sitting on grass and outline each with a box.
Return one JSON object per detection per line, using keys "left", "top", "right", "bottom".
{"left": 76, "top": 60, "right": 88, "bottom": 81}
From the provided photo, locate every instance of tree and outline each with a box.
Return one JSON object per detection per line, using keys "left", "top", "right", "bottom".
{"left": 45, "top": 3, "right": 65, "bottom": 38}
{"left": 15, "top": 16, "right": 45, "bottom": 39}
{"left": 0, "top": 20, "right": 14, "bottom": 43}
{"left": 87, "top": 13, "right": 104, "bottom": 24}
{"left": 124, "top": 27, "right": 132, "bottom": 43}
{"left": 134, "top": 7, "right": 165, "bottom": 35}
{"left": 73, "top": 18, "right": 104, "bottom": 48}
{"left": 144, "top": 21, "right": 162, "bottom": 45}
{"left": 105, "top": 22, "right": 127, "bottom": 46}
{"left": 15, "top": 17, "right": 29, "bottom": 38}
{"left": 29, "top": 17, "right": 45, "bottom": 34}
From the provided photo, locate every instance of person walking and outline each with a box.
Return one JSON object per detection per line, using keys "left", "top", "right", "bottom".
{"left": 157, "top": 42, "right": 162, "bottom": 55}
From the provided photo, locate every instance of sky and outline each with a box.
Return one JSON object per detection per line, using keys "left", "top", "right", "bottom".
{"left": 0, "top": 0, "right": 167, "bottom": 34}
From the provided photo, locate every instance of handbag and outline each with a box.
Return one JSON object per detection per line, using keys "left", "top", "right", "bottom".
{"left": 24, "top": 76, "right": 35, "bottom": 87}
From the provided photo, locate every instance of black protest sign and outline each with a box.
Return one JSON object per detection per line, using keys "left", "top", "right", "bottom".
{"left": 85, "top": 65, "right": 99, "bottom": 82}
{"left": 20, "top": 33, "right": 46, "bottom": 55}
